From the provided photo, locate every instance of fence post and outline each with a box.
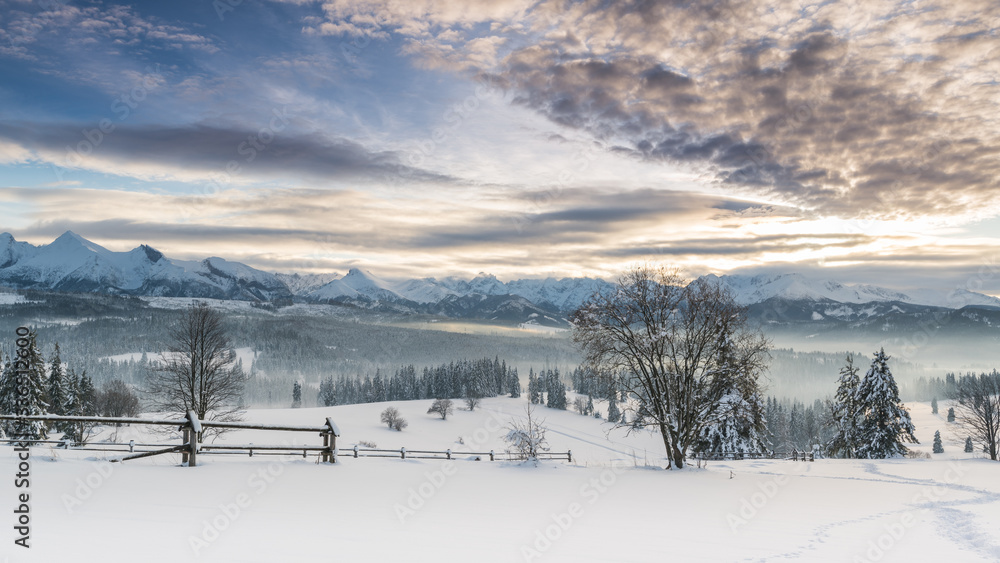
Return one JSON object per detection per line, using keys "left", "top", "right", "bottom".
{"left": 567, "top": 450, "right": 572, "bottom": 463}
{"left": 353, "top": 445, "right": 358, "bottom": 458}
{"left": 186, "top": 410, "right": 201, "bottom": 467}
{"left": 325, "top": 418, "right": 340, "bottom": 464}
{"left": 129, "top": 440, "right": 135, "bottom": 453}
{"left": 489, "top": 449, "right": 494, "bottom": 461}
{"left": 401, "top": 447, "right": 406, "bottom": 460}
{"left": 181, "top": 428, "right": 190, "bottom": 465}
{"left": 446, "top": 448, "right": 451, "bottom": 460}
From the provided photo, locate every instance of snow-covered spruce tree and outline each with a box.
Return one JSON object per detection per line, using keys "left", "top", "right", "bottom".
{"left": 607, "top": 397, "right": 621, "bottom": 424}
{"left": 585, "top": 394, "right": 595, "bottom": 416}
{"left": 508, "top": 369, "right": 521, "bottom": 398}
{"left": 853, "top": 349, "right": 917, "bottom": 459}
{"left": 292, "top": 381, "right": 302, "bottom": 408}
{"left": 318, "top": 376, "right": 336, "bottom": 407}
{"left": 5, "top": 331, "right": 49, "bottom": 442}
{"left": 947, "top": 407, "right": 955, "bottom": 423}
{"left": 965, "top": 437, "right": 974, "bottom": 453}
{"left": 545, "top": 371, "right": 567, "bottom": 410}
{"left": 61, "top": 368, "right": 97, "bottom": 444}
{"left": 695, "top": 329, "right": 768, "bottom": 456}
{"left": 932, "top": 430, "right": 944, "bottom": 454}
{"left": 48, "top": 344, "right": 67, "bottom": 428}
{"left": 527, "top": 369, "right": 540, "bottom": 404}
{"left": 827, "top": 354, "right": 862, "bottom": 458}
{"left": 931, "top": 397, "right": 938, "bottom": 414}
{"left": 0, "top": 354, "right": 17, "bottom": 436}
{"left": 696, "top": 388, "right": 768, "bottom": 456}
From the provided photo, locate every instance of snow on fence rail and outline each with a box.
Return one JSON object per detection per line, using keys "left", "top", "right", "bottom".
{"left": 0, "top": 412, "right": 340, "bottom": 467}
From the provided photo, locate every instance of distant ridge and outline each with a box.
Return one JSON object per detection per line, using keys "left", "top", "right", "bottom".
{"left": 1, "top": 232, "right": 998, "bottom": 320}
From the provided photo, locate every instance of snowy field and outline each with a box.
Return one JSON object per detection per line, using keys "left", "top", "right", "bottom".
{"left": 1, "top": 398, "right": 998, "bottom": 562}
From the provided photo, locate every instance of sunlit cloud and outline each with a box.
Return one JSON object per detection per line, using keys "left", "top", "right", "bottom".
{"left": 0, "top": 0, "right": 997, "bottom": 292}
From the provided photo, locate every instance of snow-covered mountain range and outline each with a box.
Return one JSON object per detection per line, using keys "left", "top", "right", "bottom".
{"left": 0, "top": 231, "right": 291, "bottom": 301}
{"left": 703, "top": 273, "right": 1000, "bottom": 309}
{"left": 2, "top": 232, "right": 998, "bottom": 319}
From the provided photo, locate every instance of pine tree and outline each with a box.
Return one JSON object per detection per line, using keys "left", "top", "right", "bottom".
{"left": 292, "top": 381, "right": 302, "bottom": 408}
{"left": 947, "top": 407, "right": 955, "bottom": 422}
{"left": 965, "top": 437, "right": 974, "bottom": 453}
{"left": 527, "top": 369, "right": 540, "bottom": 404}
{"left": 508, "top": 369, "right": 521, "bottom": 398}
{"left": 48, "top": 343, "right": 67, "bottom": 431}
{"left": 319, "top": 376, "right": 336, "bottom": 406}
{"left": 607, "top": 398, "right": 621, "bottom": 424}
{"left": 78, "top": 372, "right": 97, "bottom": 416}
{"left": 0, "top": 354, "right": 17, "bottom": 437}
{"left": 931, "top": 397, "right": 938, "bottom": 414}
{"left": 697, "top": 388, "right": 768, "bottom": 455}
{"left": 828, "top": 354, "right": 862, "bottom": 458}
{"left": 854, "top": 348, "right": 917, "bottom": 459}
{"left": 545, "top": 371, "right": 567, "bottom": 410}
{"left": 2, "top": 331, "right": 49, "bottom": 441}
{"left": 585, "top": 394, "right": 595, "bottom": 416}
{"left": 932, "top": 430, "right": 944, "bottom": 454}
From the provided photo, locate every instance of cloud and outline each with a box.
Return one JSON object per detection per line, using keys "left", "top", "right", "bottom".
{"left": 0, "top": 122, "right": 451, "bottom": 186}
{"left": 310, "top": 0, "right": 1000, "bottom": 219}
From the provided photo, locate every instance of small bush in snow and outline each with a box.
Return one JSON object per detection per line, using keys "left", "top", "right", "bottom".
{"left": 504, "top": 405, "right": 549, "bottom": 460}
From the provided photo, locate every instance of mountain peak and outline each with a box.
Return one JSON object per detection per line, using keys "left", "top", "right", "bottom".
{"left": 49, "top": 231, "right": 111, "bottom": 255}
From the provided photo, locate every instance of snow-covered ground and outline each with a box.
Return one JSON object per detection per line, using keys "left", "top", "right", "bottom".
{"left": 1, "top": 398, "right": 998, "bottom": 562}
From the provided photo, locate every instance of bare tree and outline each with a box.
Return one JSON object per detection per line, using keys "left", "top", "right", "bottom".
{"left": 147, "top": 302, "right": 244, "bottom": 439}
{"left": 381, "top": 406, "right": 407, "bottom": 430}
{"left": 464, "top": 394, "right": 482, "bottom": 411}
{"left": 952, "top": 372, "right": 1000, "bottom": 461}
{"left": 571, "top": 265, "right": 770, "bottom": 469}
{"left": 98, "top": 379, "right": 141, "bottom": 421}
{"left": 427, "top": 398, "right": 454, "bottom": 420}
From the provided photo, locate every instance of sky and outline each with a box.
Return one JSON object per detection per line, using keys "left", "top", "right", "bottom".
{"left": 0, "top": 0, "right": 999, "bottom": 292}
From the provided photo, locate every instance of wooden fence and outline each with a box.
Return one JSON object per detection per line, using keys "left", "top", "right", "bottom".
{"left": 337, "top": 446, "right": 572, "bottom": 462}
{"left": 0, "top": 412, "right": 339, "bottom": 467}
{"left": 691, "top": 450, "right": 816, "bottom": 462}
{"left": 0, "top": 413, "right": 572, "bottom": 465}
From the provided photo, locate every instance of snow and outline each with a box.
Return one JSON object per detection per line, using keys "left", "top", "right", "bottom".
{"left": 2, "top": 397, "right": 998, "bottom": 562}
{"left": 0, "top": 292, "right": 26, "bottom": 305}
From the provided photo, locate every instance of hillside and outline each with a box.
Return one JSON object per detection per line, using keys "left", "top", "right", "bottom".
{"left": 3, "top": 397, "right": 998, "bottom": 562}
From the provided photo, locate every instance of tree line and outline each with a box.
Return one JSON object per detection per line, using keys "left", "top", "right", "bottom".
{"left": 315, "top": 357, "right": 521, "bottom": 407}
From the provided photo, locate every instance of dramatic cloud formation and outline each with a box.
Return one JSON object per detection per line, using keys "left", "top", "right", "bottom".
{"left": 1, "top": 0, "right": 998, "bottom": 290}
